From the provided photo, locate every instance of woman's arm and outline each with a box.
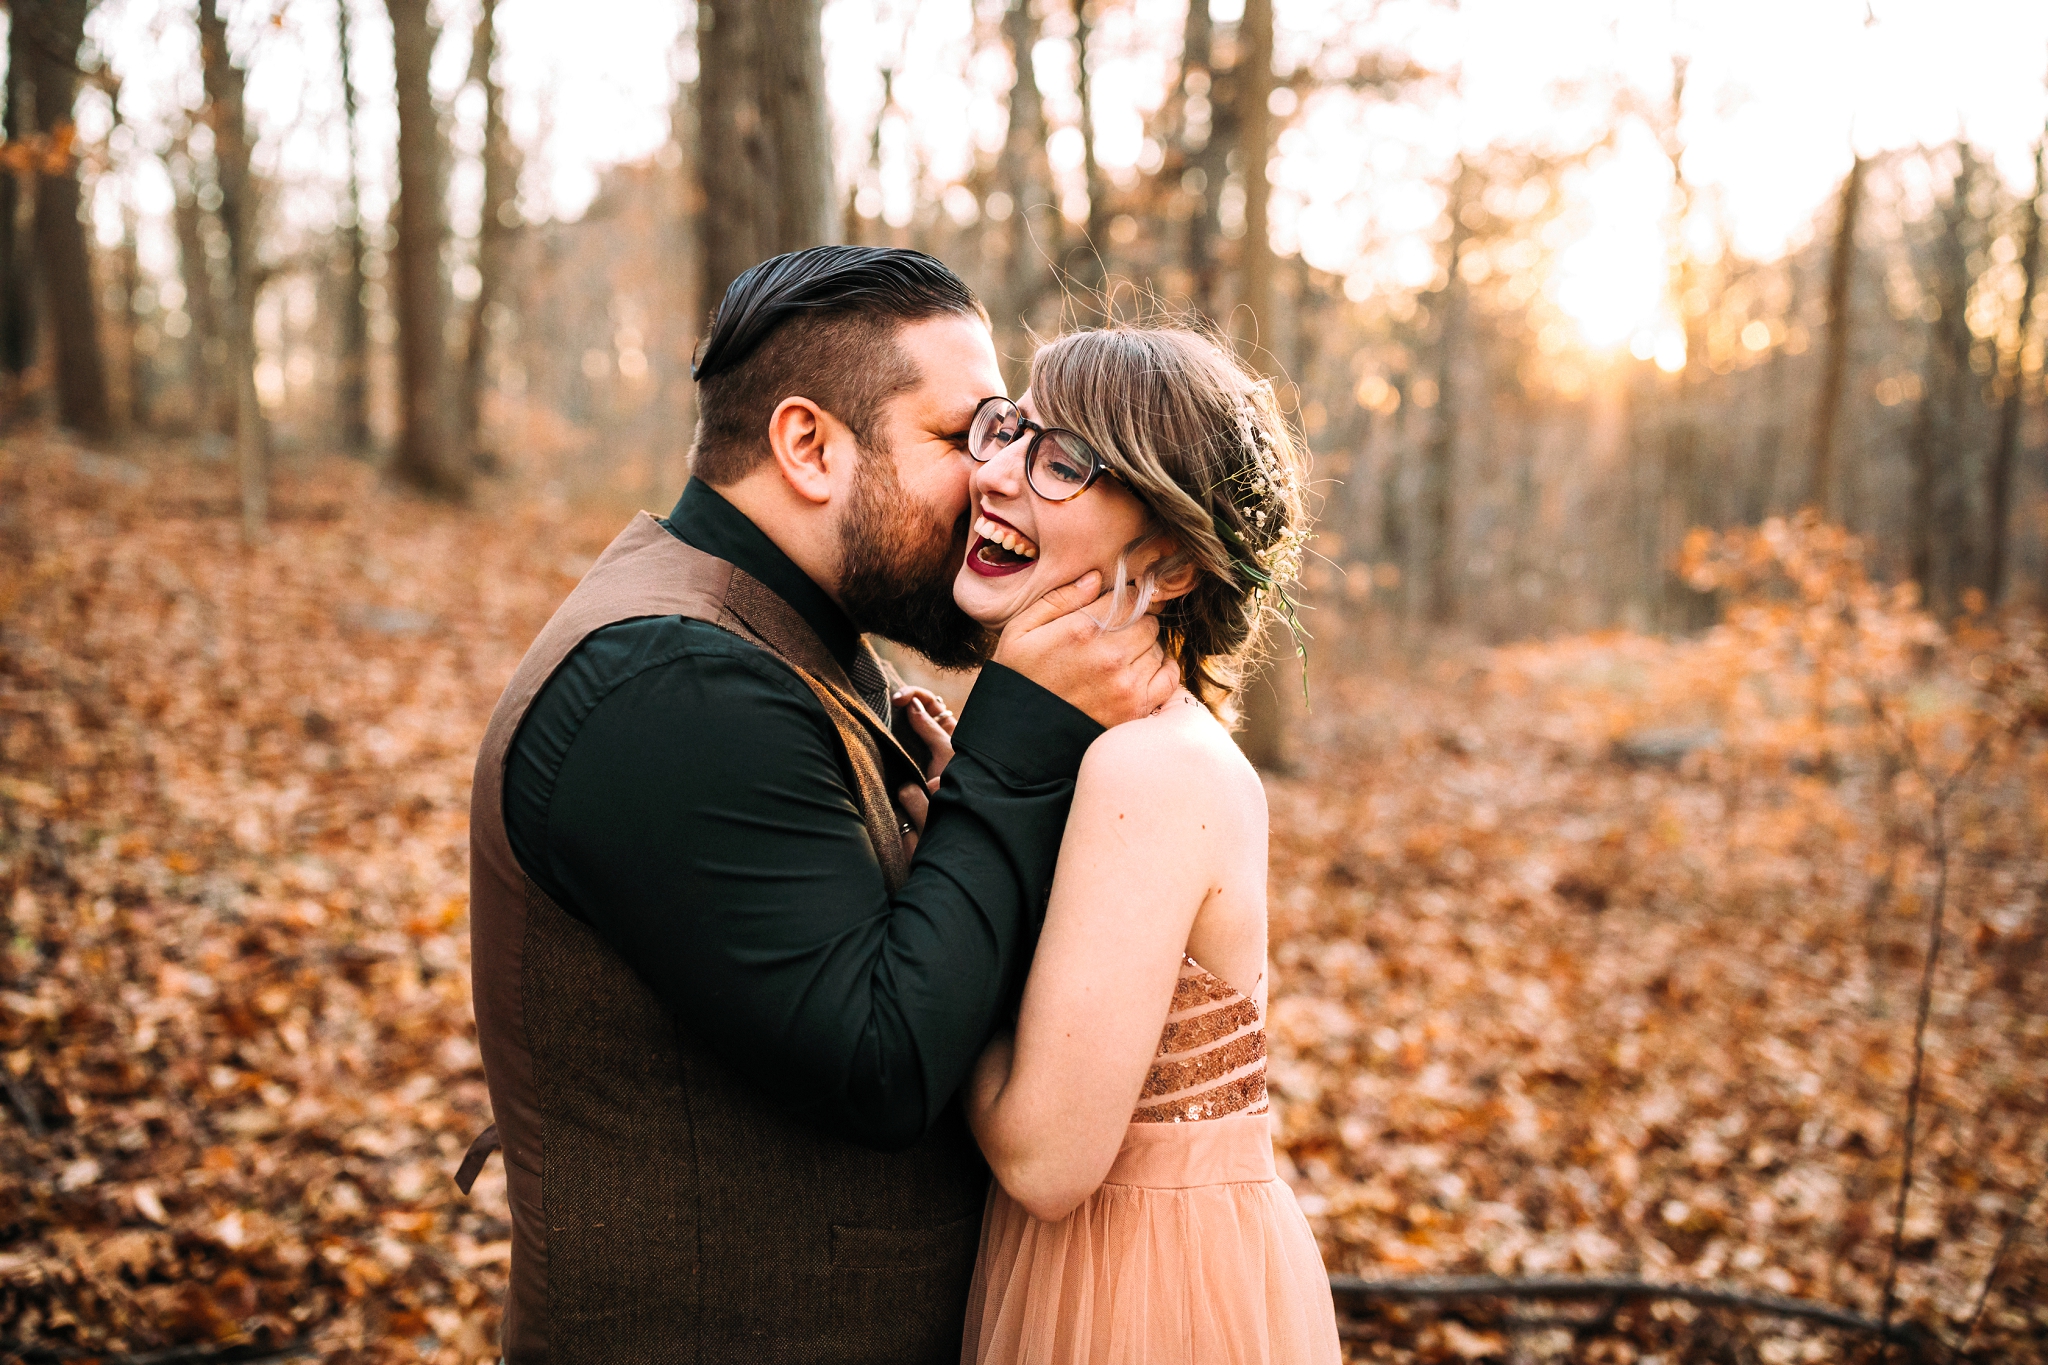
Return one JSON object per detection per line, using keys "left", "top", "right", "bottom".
{"left": 966, "top": 718, "right": 1227, "bottom": 1220}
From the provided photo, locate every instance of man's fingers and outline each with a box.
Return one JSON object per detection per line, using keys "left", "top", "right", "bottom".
{"left": 1118, "top": 614, "right": 1163, "bottom": 665}
{"left": 1143, "top": 654, "right": 1180, "bottom": 711}
{"left": 1008, "top": 570, "right": 1104, "bottom": 636}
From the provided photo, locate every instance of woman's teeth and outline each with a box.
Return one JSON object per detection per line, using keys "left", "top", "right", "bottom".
{"left": 973, "top": 516, "right": 1038, "bottom": 560}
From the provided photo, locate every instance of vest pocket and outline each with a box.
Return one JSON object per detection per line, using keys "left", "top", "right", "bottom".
{"left": 829, "top": 1213, "right": 979, "bottom": 1270}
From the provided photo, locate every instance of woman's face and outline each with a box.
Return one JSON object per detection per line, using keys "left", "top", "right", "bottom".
{"left": 952, "top": 392, "right": 1159, "bottom": 628}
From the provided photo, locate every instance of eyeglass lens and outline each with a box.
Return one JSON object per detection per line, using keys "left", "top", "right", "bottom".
{"left": 968, "top": 399, "right": 1023, "bottom": 458}
{"left": 967, "top": 397, "right": 1098, "bottom": 503}
{"left": 1028, "top": 432, "right": 1095, "bottom": 501}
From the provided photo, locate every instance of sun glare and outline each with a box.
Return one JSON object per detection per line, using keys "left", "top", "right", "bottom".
{"left": 1545, "top": 140, "right": 1674, "bottom": 353}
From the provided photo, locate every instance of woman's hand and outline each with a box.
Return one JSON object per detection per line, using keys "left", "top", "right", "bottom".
{"left": 892, "top": 686, "right": 956, "bottom": 783}
{"left": 891, "top": 687, "right": 955, "bottom": 859}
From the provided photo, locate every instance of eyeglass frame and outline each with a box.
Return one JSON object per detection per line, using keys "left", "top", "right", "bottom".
{"left": 964, "top": 395, "right": 1128, "bottom": 503}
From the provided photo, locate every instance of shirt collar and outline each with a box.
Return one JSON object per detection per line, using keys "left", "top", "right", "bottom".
{"left": 660, "top": 478, "right": 862, "bottom": 669}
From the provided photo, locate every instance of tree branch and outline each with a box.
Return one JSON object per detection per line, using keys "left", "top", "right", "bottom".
{"left": 1328, "top": 1275, "right": 1924, "bottom": 1340}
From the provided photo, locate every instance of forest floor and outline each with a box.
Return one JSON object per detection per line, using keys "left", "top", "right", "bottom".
{"left": 0, "top": 433, "right": 2044, "bottom": 1364}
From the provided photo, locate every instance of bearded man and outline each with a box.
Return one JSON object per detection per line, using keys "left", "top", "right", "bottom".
{"left": 461, "top": 247, "right": 1175, "bottom": 1363}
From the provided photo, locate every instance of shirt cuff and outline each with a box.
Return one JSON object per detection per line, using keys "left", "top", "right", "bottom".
{"left": 951, "top": 662, "right": 1103, "bottom": 785}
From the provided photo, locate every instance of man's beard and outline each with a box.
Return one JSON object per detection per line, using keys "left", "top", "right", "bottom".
{"left": 838, "top": 447, "right": 997, "bottom": 671}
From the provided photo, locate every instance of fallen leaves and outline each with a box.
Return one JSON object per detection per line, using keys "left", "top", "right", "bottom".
{"left": 1, "top": 441, "right": 2043, "bottom": 1362}
{"left": 0, "top": 437, "right": 613, "bottom": 1358}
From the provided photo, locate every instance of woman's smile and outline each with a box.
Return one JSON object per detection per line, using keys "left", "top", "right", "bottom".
{"left": 967, "top": 508, "right": 1040, "bottom": 577}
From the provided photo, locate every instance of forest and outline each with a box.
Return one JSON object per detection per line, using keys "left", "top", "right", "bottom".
{"left": 0, "top": 0, "right": 2045, "bottom": 1360}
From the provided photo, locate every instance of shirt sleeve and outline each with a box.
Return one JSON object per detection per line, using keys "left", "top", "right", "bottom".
{"left": 539, "top": 636, "right": 1099, "bottom": 1151}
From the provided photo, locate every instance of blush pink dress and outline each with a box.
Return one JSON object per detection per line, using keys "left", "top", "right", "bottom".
{"left": 962, "top": 958, "right": 1341, "bottom": 1364}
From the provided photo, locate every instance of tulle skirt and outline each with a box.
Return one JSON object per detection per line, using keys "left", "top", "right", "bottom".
{"left": 963, "top": 1112, "right": 1341, "bottom": 1364}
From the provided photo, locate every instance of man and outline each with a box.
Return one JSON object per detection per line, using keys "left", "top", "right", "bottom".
{"left": 462, "top": 246, "right": 1175, "bottom": 1363}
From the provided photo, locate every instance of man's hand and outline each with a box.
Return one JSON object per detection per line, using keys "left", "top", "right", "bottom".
{"left": 991, "top": 571, "right": 1179, "bottom": 728}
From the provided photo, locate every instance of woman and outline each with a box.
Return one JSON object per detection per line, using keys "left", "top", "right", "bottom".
{"left": 898, "top": 324, "right": 1341, "bottom": 1365}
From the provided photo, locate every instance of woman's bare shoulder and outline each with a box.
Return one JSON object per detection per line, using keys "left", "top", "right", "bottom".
{"left": 1077, "top": 694, "right": 1264, "bottom": 811}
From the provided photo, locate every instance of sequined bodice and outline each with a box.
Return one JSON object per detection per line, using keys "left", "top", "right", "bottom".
{"left": 1132, "top": 956, "right": 1269, "bottom": 1124}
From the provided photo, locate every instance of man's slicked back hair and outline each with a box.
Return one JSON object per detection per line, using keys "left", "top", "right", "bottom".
{"left": 690, "top": 246, "right": 985, "bottom": 485}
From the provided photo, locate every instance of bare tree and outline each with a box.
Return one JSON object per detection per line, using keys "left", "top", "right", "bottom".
{"left": 196, "top": 0, "right": 269, "bottom": 539}
{"left": 1419, "top": 158, "right": 1474, "bottom": 628}
{"left": 384, "top": 0, "right": 467, "bottom": 498}
{"left": 461, "top": 0, "right": 519, "bottom": 462}
{"left": 1907, "top": 145, "right": 1982, "bottom": 616}
{"left": 1231, "top": 0, "right": 1291, "bottom": 772}
{"left": 1986, "top": 128, "right": 2044, "bottom": 605}
{"left": 1064, "top": 0, "right": 1111, "bottom": 296}
{"left": 698, "top": 0, "right": 835, "bottom": 313}
{"left": 1809, "top": 153, "right": 1868, "bottom": 518}
{"left": 166, "top": 131, "right": 226, "bottom": 439}
{"left": 1233, "top": 0, "right": 1275, "bottom": 362}
{"left": 1176, "top": 0, "right": 1232, "bottom": 316}
{"left": 117, "top": 201, "right": 149, "bottom": 429}
{"left": 991, "top": 0, "right": 1056, "bottom": 367}
{"left": 334, "top": 0, "right": 371, "bottom": 455}
{"left": 1, "top": 17, "right": 36, "bottom": 390}
{"left": 11, "top": 0, "right": 114, "bottom": 438}
{"left": 1653, "top": 56, "right": 1718, "bottom": 631}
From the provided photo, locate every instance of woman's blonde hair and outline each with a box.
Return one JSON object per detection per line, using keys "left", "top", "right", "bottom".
{"left": 1028, "top": 323, "right": 1310, "bottom": 717}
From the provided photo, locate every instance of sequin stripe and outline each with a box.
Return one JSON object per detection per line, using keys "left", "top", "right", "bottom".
{"left": 1140, "top": 1054, "right": 1266, "bottom": 1113}
{"left": 1158, "top": 996, "right": 1261, "bottom": 1054}
{"left": 1168, "top": 968, "right": 1241, "bottom": 1014}
{"left": 1131, "top": 1069, "right": 1269, "bottom": 1124}
{"left": 1154, "top": 1018, "right": 1261, "bottom": 1073}
{"left": 1140, "top": 1030, "right": 1267, "bottom": 1100}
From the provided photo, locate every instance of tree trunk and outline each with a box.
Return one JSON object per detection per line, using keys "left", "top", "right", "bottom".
{"left": 991, "top": 0, "right": 1055, "bottom": 373}
{"left": 1233, "top": 0, "right": 1275, "bottom": 360}
{"left": 1230, "top": 0, "right": 1290, "bottom": 772}
{"left": 461, "top": 0, "right": 518, "bottom": 461}
{"left": 1178, "top": 0, "right": 1232, "bottom": 318}
{"left": 167, "top": 138, "right": 228, "bottom": 440}
{"left": 1909, "top": 146, "right": 1979, "bottom": 616}
{"left": 1809, "top": 154, "right": 1867, "bottom": 518}
{"left": 1066, "top": 0, "right": 1111, "bottom": 297}
{"left": 335, "top": 0, "right": 371, "bottom": 455}
{"left": 1, "top": 17, "right": 35, "bottom": 386}
{"left": 168, "top": 149, "right": 214, "bottom": 435}
{"left": 759, "top": 0, "right": 833, "bottom": 257}
{"left": 16, "top": 0, "right": 114, "bottom": 438}
{"left": 384, "top": 0, "right": 466, "bottom": 498}
{"left": 119, "top": 206, "right": 148, "bottom": 429}
{"left": 1419, "top": 161, "right": 1471, "bottom": 629}
{"left": 198, "top": 0, "right": 269, "bottom": 539}
{"left": 698, "top": 0, "right": 835, "bottom": 315}
{"left": 1987, "top": 130, "right": 2044, "bottom": 606}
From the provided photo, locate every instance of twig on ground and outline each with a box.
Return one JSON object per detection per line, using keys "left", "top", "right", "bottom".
{"left": 1949, "top": 1154, "right": 2048, "bottom": 1363}
{"left": 1328, "top": 1274, "right": 1918, "bottom": 1339}
{"left": 1877, "top": 722, "right": 2003, "bottom": 1350}
{"left": 1877, "top": 790, "right": 1954, "bottom": 1350}
{"left": 0, "top": 1342, "right": 311, "bottom": 1365}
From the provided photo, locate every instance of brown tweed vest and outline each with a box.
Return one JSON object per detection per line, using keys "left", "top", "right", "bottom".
{"left": 466, "top": 512, "right": 989, "bottom": 1364}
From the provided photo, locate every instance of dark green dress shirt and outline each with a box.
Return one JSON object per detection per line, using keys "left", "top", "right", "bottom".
{"left": 502, "top": 479, "right": 1101, "bottom": 1150}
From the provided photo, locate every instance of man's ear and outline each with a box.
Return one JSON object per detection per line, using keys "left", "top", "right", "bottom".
{"left": 766, "top": 396, "right": 836, "bottom": 505}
